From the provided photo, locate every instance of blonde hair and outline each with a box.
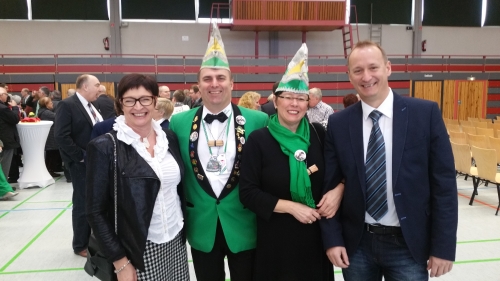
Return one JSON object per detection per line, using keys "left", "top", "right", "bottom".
{"left": 238, "top": 91, "right": 261, "bottom": 110}
{"left": 38, "top": 97, "right": 52, "bottom": 108}
{"left": 156, "top": 98, "right": 174, "bottom": 119}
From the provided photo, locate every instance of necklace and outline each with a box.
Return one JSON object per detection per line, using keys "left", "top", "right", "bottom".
{"left": 142, "top": 128, "right": 153, "bottom": 149}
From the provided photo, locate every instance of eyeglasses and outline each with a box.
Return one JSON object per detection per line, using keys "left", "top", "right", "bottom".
{"left": 121, "top": 96, "right": 154, "bottom": 107}
{"left": 277, "top": 95, "right": 309, "bottom": 103}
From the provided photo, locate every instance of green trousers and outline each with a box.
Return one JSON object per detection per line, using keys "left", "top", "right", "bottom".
{"left": 0, "top": 163, "right": 14, "bottom": 197}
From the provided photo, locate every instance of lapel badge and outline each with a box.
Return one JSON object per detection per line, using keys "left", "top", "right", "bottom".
{"left": 194, "top": 167, "right": 198, "bottom": 173}
{"left": 192, "top": 124, "right": 198, "bottom": 130}
{"left": 236, "top": 115, "right": 246, "bottom": 125}
{"left": 236, "top": 126, "right": 245, "bottom": 135}
{"left": 191, "top": 159, "right": 197, "bottom": 165}
{"left": 190, "top": 151, "right": 195, "bottom": 158}
{"left": 197, "top": 174, "right": 204, "bottom": 180}
{"left": 237, "top": 144, "right": 242, "bottom": 152}
{"left": 239, "top": 137, "right": 245, "bottom": 145}
{"left": 231, "top": 177, "right": 235, "bottom": 182}
{"left": 294, "top": 150, "right": 307, "bottom": 162}
{"left": 226, "top": 184, "right": 232, "bottom": 189}
{"left": 190, "top": 132, "right": 199, "bottom": 142}
{"left": 193, "top": 116, "right": 198, "bottom": 123}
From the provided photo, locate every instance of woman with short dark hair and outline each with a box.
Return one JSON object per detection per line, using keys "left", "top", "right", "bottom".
{"left": 87, "top": 73, "right": 189, "bottom": 281}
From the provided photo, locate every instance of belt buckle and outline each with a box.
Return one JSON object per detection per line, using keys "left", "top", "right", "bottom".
{"left": 366, "top": 223, "right": 374, "bottom": 233}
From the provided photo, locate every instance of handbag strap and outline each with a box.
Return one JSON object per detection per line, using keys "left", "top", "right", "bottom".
{"left": 106, "top": 132, "right": 118, "bottom": 235}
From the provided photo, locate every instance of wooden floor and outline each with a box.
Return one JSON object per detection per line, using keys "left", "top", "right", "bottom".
{"left": 0, "top": 173, "right": 499, "bottom": 281}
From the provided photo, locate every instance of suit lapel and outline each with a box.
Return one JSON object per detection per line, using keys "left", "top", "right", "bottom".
{"left": 350, "top": 102, "right": 367, "bottom": 196}
{"left": 391, "top": 93, "right": 408, "bottom": 190}
{"left": 72, "top": 94, "right": 93, "bottom": 126}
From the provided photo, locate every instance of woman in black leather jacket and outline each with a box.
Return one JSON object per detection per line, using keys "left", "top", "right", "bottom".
{"left": 86, "top": 74, "right": 189, "bottom": 281}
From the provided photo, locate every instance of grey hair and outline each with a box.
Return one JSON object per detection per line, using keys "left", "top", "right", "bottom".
{"left": 309, "top": 88, "right": 322, "bottom": 99}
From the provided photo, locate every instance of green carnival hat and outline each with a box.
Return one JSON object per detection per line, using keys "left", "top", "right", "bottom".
{"left": 201, "top": 23, "right": 230, "bottom": 71}
{"left": 276, "top": 43, "right": 309, "bottom": 94}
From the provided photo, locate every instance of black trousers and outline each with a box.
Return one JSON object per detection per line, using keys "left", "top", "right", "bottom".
{"left": 68, "top": 161, "right": 90, "bottom": 252}
{"left": 191, "top": 219, "right": 254, "bottom": 281}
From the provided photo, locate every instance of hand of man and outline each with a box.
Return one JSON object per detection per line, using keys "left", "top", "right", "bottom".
{"left": 8, "top": 100, "right": 17, "bottom": 107}
{"left": 326, "top": 246, "right": 349, "bottom": 268}
{"left": 427, "top": 256, "right": 453, "bottom": 277}
{"left": 317, "top": 182, "right": 344, "bottom": 218}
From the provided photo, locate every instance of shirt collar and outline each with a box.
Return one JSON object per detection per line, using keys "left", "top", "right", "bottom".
{"left": 361, "top": 88, "right": 394, "bottom": 121}
{"left": 202, "top": 103, "right": 233, "bottom": 118}
{"left": 76, "top": 92, "right": 90, "bottom": 105}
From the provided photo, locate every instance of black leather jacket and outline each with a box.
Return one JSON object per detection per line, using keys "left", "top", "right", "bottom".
{"left": 86, "top": 129, "right": 185, "bottom": 271}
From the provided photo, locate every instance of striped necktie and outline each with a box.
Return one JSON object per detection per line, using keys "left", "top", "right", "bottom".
{"left": 88, "top": 102, "right": 100, "bottom": 124}
{"left": 365, "top": 110, "right": 388, "bottom": 221}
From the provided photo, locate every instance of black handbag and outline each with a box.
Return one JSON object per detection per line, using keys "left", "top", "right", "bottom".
{"left": 84, "top": 133, "right": 118, "bottom": 281}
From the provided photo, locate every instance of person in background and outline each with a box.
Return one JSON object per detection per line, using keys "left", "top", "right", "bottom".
{"left": 51, "top": 90, "right": 63, "bottom": 111}
{"left": 171, "top": 90, "right": 190, "bottom": 117}
{"left": 0, "top": 86, "right": 20, "bottom": 184}
{"left": 20, "top": 88, "right": 30, "bottom": 110}
{"left": 92, "top": 85, "right": 115, "bottom": 120}
{"left": 238, "top": 91, "right": 261, "bottom": 110}
{"left": 342, "top": 93, "right": 359, "bottom": 108}
{"left": 307, "top": 87, "right": 334, "bottom": 124}
{"left": 159, "top": 85, "right": 171, "bottom": 99}
{"left": 55, "top": 74, "right": 103, "bottom": 258}
{"left": 0, "top": 140, "right": 19, "bottom": 200}
{"left": 87, "top": 73, "right": 189, "bottom": 281}
{"left": 189, "top": 85, "right": 203, "bottom": 108}
{"left": 260, "top": 81, "right": 279, "bottom": 116}
{"left": 67, "top": 88, "right": 76, "bottom": 98}
{"left": 153, "top": 98, "right": 174, "bottom": 129}
{"left": 37, "top": 97, "right": 62, "bottom": 178}
{"left": 239, "top": 43, "right": 340, "bottom": 281}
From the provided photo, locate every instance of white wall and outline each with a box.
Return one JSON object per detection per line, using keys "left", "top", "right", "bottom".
{"left": 0, "top": 21, "right": 499, "bottom": 57}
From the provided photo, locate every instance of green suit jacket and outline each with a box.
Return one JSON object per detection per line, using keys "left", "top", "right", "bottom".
{"left": 170, "top": 104, "right": 268, "bottom": 253}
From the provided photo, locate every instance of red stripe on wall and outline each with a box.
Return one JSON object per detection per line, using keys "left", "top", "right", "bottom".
{"left": 5, "top": 84, "right": 55, "bottom": 92}
{"left": 488, "top": 94, "right": 500, "bottom": 101}
{"left": 489, "top": 81, "right": 500, "bottom": 87}
{"left": 486, "top": 108, "right": 500, "bottom": 114}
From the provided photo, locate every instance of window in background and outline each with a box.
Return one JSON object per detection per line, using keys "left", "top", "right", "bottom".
{"left": 350, "top": 0, "right": 412, "bottom": 25}
{"left": 423, "top": 0, "right": 481, "bottom": 27}
{"left": 121, "top": 0, "right": 195, "bottom": 20}
{"left": 31, "top": 0, "right": 108, "bottom": 20}
{"left": 0, "top": 0, "right": 28, "bottom": 19}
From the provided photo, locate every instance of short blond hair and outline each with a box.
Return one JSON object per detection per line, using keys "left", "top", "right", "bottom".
{"left": 156, "top": 98, "right": 174, "bottom": 119}
{"left": 347, "top": 40, "right": 388, "bottom": 68}
{"left": 238, "top": 91, "right": 261, "bottom": 110}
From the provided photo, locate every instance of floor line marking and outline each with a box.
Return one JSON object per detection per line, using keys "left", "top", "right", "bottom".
{"left": 0, "top": 268, "right": 83, "bottom": 275}
{"left": 454, "top": 258, "right": 500, "bottom": 264}
{"left": 0, "top": 202, "right": 72, "bottom": 272}
{"left": 25, "top": 200, "right": 72, "bottom": 203}
{"left": 0, "top": 207, "right": 72, "bottom": 212}
{"left": 457, "top": 238, "right": 500, "bottom": 244}
{"left": 457, "top": 192, "right": 498, "bottom": 210}
{"left": 0, "top": 177, "right": 63, "bottom": 219}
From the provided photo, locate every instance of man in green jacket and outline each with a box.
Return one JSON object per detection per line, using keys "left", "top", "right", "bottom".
{"left": 169, "top": 23, "right": 268, "bottom": 281}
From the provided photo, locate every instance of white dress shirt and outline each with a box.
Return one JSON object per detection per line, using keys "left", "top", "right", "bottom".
{"left": 76, "top": 92, "right": 102, "bottom": 125}
{"left": 361, "top": 89, "right": 399, "bottom": 226}
{"left": 114, "top": 115, "right": 183, "bottom": 243}
{"left": 198, "top": 104, "right": 236, "bottom": 197}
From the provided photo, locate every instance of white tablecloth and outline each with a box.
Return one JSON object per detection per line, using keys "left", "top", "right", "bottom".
{"left": 16, "top": 121, "right": 55, "bottom": 189}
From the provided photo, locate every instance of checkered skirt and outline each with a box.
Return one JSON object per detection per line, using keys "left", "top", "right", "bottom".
{"left": 136, "top": 231, "right": 190, "bottom": 281}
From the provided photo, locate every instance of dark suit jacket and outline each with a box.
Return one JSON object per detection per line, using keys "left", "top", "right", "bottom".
{"left": 191, "top": 98, "right": 203, "bottom": 109}
{"left": 92, "top": 95, "right": 115, "bottom": 120}
{"left": 90, "top": 117, "right": 116, "bottom": 140}
{"left": 159, "top": 119, "right": 169, "bottom": 129}
{"left": 260, "top": 101, "right": 276, "bottom": 116}
{"left": 54, "top": 94, "right": 94, "bottom": 164}
{"left": 320, "top": 93, "right": 458, "bottom": 264}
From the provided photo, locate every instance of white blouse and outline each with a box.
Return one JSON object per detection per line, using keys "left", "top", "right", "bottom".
{"left": 114, "top": 115, "right": 183, "bottom": 244}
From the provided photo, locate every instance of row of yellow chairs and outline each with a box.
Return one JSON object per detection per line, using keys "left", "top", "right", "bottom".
{"left": 450, "top": 142, "right": 500, "bottom": 215}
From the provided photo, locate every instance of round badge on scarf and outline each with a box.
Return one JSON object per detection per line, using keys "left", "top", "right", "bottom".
{"left": 236, "top": 115, "right": 246, "bottom": 125}
{"left": 294, "top": 150, "right": 306, "bottom": 161}
{"left": 240, "top": 137, "right": 245, "bottom": 145}
{"left": 190, "top": 132, "right": 199, "bottom": 142}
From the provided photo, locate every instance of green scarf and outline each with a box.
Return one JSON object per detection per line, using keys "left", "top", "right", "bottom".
{"left": 268, "top": 115, "right": 315, "bottom": 208}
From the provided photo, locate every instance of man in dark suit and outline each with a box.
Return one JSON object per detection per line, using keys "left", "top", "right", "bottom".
{"left": 190, "top": 84, "right": 203, "bottom": 108}
{"left": 92, "top": 85, "right": 115, "bottom": 120}
{"left": 260, "top": 81, "right": 279, "bottom": 116}
{"left": 321, "top": 41, "right": 458, "bottom": 280}
{"left": 55, "top": 74, "right": 102, "bottom": 258}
